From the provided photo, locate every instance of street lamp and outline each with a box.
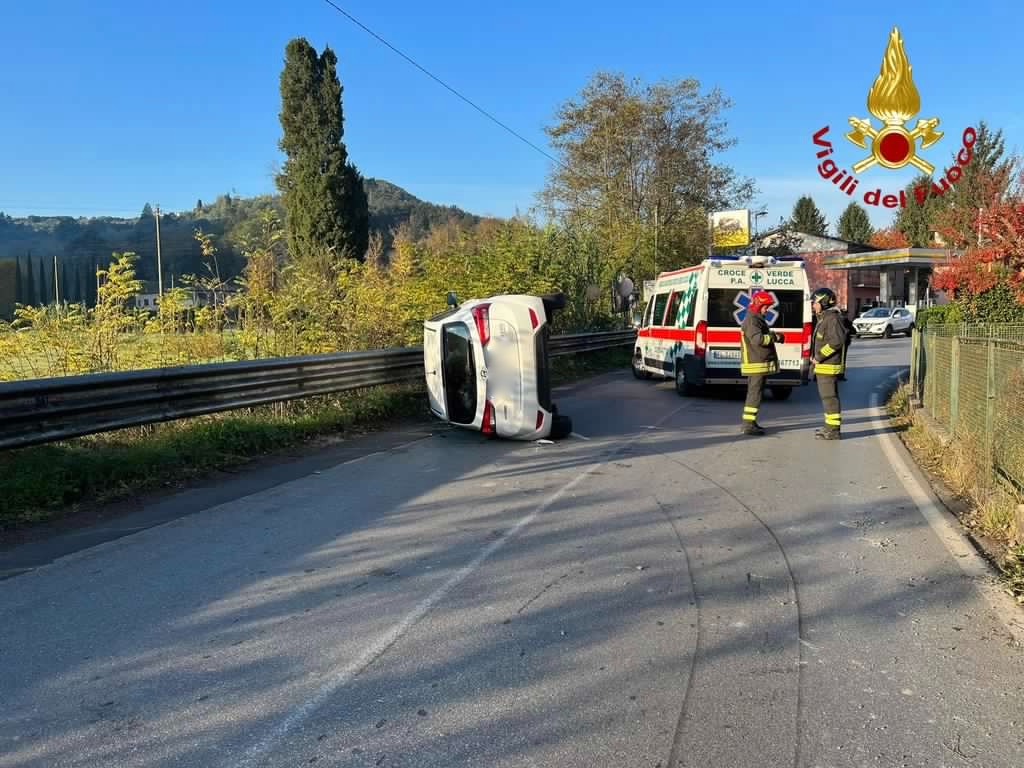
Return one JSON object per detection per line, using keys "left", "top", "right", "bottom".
{"left": 753, "top": 209, "right": 768, "bottom": 256}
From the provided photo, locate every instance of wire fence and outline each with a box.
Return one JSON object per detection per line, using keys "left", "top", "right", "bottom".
{"left": 910, "top": 324, "right": 1024, "bottom": 494}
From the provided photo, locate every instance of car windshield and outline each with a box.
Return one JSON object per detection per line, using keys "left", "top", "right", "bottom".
{"left": 862, "top": 308, "right": 891, "bottom": 318}
{"left": 442, "top": 322, "right": 477, "bottom": 425}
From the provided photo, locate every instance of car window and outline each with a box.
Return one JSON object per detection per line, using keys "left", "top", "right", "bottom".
{"left": 683, "top": 286, "right": 697, "bottom": 327}
{"left": 641, "top": 296, "right": 655, "bottom": 327}
{"left": 863, "top": 308, "right": 889, "bottom": 318}
{"left": 652, "top": 292, "right": 670, "bottom": 326}
{"left": 442, "top": 322, "right": 477, "bottom": 425}
{"left": 665, "top": 291, "right": 684, "bottom": 327}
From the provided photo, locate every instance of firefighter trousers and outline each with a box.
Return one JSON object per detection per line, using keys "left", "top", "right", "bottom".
{"left": 743, "top": 374, "right": 765, "bottom": 424}
{"left": 816, "top": 374, "right": 842, "bottom": 430}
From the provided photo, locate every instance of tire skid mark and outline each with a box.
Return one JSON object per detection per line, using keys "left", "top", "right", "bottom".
{"left": 651, "top": 429, "right": 807, "bottom": 768}
{"left": 653, "top": 496, "right": 704, "bottom": 768}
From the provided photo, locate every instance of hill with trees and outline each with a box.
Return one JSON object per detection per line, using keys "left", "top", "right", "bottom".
{"left": 0, "top": 180, "right": 488, "bottom": 309}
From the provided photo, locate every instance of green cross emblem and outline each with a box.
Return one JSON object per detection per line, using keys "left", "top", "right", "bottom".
{"left": 750, "top": 271, "right": 763, "bottom": 284}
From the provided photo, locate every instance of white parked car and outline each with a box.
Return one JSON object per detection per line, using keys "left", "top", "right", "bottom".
{"left": 423, "top": 292, "right": 573, "bottom": 441}
{"left": 852, "top": 306, "right": 915, "bottom": 338}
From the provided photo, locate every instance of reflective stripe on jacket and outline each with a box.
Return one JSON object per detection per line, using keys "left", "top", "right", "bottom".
{"left": 740, "top": 311, "right": 779, "bottom": 376}
{"left": 813, "top": 308, "right": 847, "bottom": 375}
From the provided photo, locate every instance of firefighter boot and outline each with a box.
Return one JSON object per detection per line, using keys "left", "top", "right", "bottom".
{"left": 742, "top": 422, "right": 766, "bottom": 436}
{"left": 815, "top": 427, "right": 841, "bottom": 440}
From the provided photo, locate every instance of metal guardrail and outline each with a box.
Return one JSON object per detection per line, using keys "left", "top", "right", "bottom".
{"left": 0, "top": 329, "right": 636, "bottom": 450}
{"left": 548, "top": 329, "right": 637, "bottom": 357}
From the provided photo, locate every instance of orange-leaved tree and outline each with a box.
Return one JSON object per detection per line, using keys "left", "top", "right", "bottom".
{"left": 931, "top": 195, "right": 1024, "bottom": 303}
{"left": 869, "top": 226, "right": 910, "bottom": 249}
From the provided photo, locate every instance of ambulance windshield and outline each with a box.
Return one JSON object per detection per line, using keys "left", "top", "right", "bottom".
{"left": 442, "top": 322, "right": 478, "bottom": 424}
{"left": 707, "top": 289, "right": 805, "bottom": 328}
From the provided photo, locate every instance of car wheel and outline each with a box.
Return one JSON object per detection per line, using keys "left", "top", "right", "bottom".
{"left": 906, "top": 322, "right": 915, "bottom": 336}
{"left": 883, "top": 325, "right": 893, "bottom": 338}
{"left": 771, "top": 386, "right": 793, "bottom": 401}
{"left": 675, "top": 361, "right": 697, "bottom": 396}
{"left": 550, "top": 414, "right": 573, "bottom": 440}
{"left": 632, "top": 352, "right": 650, "bottom": 379}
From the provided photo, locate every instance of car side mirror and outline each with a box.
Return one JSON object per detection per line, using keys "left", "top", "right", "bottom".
{"left": 446, "top": 291, "right": 458, "bottom": 308}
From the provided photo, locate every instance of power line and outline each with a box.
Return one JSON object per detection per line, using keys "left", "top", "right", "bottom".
{"left": 318, "top": 0, "right": 561, "bottom": 167}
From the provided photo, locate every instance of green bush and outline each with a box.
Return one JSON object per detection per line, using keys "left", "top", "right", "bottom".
{"left": 958, "top": 282, "right": 1024, "bottom": 324}
{"left": 916, "top": 303, "right": 962, "bottom": 330}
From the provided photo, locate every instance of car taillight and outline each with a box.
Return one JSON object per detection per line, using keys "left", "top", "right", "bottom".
{"left": 801, "top": 322, "right": 812, "bottom": 358}
{"left": 472, "top": 304, "right": 491, "bottom": 345}
{"left": 482, "top": 401, "right": 495, "bottom": 434}
{"left": 695, "top": 320, "right": 707, "bottom": 357}
{"left": 529, "top": 308, "right": 539, "bottom": 329}
{"left": 536, "top": 410, "right": 545, "bottom": 431}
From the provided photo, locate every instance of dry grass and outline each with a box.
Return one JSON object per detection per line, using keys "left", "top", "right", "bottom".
{"left": 0, "top": 348, "right": 633, "bottom": 530}
{"left": 888, "top": 384, "right": 1024, "bottom": 600}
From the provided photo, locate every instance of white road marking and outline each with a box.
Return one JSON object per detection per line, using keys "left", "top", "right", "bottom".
{"left": 231, "top": 402, "right": 694, "bottom": 767}
{"left": 870, "top": 373, "right": 1024, "bottom": 645}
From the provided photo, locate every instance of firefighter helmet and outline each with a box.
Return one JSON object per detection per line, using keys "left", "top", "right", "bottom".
{"left": 811, "top": 287, "right": 837, "bottom": 309}
{"left": 751, "top": 291, "right": 775, "bottom": 310}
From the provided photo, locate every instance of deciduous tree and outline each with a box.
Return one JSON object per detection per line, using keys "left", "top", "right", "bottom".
{"left": 540, "top": 71, "right": 753, "bottom": 279}
{"left": 869, "top": 226, "right": 910, "bottom": 249}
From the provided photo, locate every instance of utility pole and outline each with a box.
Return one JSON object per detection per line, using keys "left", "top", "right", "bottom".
{"left": 653, "top": 202, "right": 660, "bottom": 276}
{"left": 53, "top": 255, "right": 60, "bottom": 306}
{"left": 154, "top": 204, "right": 163, "bottom": 298}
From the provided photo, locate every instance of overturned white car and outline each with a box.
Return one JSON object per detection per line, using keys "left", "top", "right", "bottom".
{"left": 423, "top": 293, "right": 573, "bottom": 441}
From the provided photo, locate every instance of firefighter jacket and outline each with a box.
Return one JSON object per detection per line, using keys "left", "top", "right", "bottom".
{"left": 813, "top": 308, "right": 847, "bottom": 375}
{"left": 740, "top": 311, "right": 779, "bottom": 376}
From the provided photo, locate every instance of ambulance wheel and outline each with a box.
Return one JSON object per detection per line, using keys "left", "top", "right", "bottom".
{"left": 632, "top": 351, "right": 650, "bottom": 379}
{"left": 675, "top": 362, "right": 698, "bottom": 396}
{"left": 771, "top": 386, "right": 793, "bottom": 401}
{"left": 550, "top": 414, "right": 573, "bottom": 440}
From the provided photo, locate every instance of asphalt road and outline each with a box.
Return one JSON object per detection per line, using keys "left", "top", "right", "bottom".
{"left": 2, "top": 337, "right": 1022, "bottom": 768}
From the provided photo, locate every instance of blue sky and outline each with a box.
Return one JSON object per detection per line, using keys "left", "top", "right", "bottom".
{"left": 1, "top": 0, "right": 1020, "bottom": 236}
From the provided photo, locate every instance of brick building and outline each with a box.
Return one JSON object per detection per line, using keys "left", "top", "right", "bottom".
{"left": 756, "top": 230, "right": 880, "bottom": 318}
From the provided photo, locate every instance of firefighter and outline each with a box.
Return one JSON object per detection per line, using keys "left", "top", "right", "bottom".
{"left": 810, "top": 287, "right": 846, "bottom": 440}
{"left": 835, "top": 309, "right": 851, "bottom": 382}
{"left": 739, "top": 290, "right": 784, "bottom": 436}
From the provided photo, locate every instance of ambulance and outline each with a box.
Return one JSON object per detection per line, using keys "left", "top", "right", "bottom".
{"left": 631, "top": 254, "right": 813, "bottom": 399}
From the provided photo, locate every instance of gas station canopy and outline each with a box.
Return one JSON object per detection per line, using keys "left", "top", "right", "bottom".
{"left": 822, "top": 248, "right": 955, "bottom": 271}
{"left": 823, "top": 248, "right": 960, "bottom": 308}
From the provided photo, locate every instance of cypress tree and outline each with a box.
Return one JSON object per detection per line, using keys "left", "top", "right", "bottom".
{"left": 38, "top": 259, "right": 47, "bottom": 305}
{"left": 276, "top": 37, "right": 369, "bottom": 264}
{"left": 25, "top": 253, "right": 36, "bottom": 306}
{"left": 78, "top": 261, "right": 87, "bottom": 306}
{"left": 60, "top": 260, "right": 70, "bottom": 305}
{"left": 89, "top": 258, "right": 99, "bottom": 307}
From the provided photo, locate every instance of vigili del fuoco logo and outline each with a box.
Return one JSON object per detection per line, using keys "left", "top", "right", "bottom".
{"left": 811, "top": 27, "right": 976, "bottom": 211}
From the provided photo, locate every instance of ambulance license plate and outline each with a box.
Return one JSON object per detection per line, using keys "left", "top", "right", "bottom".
{"left": 707, "top": 348, "right": 740, "bottom": 367}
